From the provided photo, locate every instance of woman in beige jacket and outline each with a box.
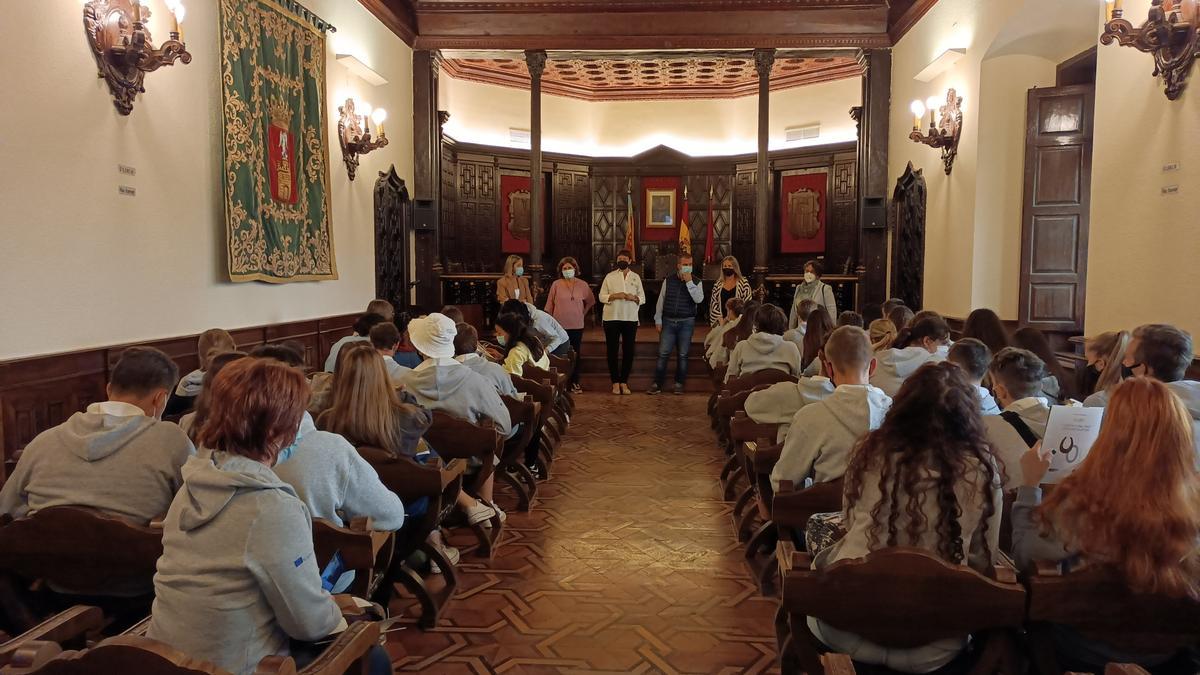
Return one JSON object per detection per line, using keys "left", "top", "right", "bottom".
{"left": 496, "top": 255, "right": 533, "bottom": 303}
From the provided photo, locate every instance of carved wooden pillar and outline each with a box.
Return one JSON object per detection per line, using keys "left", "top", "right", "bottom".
{"left": 526, "top": 50, "right": 547, "bottom": 287}
{"left": 753, "top": 48, "right": 775, "bottom": 291}
{"left": 856, "top": 49, "right": 891, "bottom": 307}
{"left": 412, "top": 50, "right": 442, "bottom": 310}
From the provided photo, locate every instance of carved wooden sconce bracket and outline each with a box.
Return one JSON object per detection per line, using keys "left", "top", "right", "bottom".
{"left": 909, "top": 89, "right": 963, "bottom": 175}
{"left": 1102, "top": 0, "right": 1200, "bottom": 101}
{"left": 338, "top": 98, "right": 389, "bottom": 181}
{"left": 83, "top": 0, "right": 191, "bottom": 115}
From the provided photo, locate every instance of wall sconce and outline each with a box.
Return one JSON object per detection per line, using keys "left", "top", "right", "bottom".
{"left": 908, "top": 89, "right": 963, "bottom": 175}
{"left": 337, "top": 98, "right": 389, "bottom": 181}
{"left": 1101, "top": 0, "right": 1199, "bottom": 100}
{"left": 83, "top": 0, "right": 191, "bottom": 115}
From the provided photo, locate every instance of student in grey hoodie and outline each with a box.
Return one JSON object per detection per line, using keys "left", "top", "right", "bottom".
{"left": 1084, "top": 324, "right": 1200, "bottom": 458}
{"left": 948, "top": 338, "right": 1002, "bottom": 416}
{"left": 869, "top": 315, "right": 952, "bottom": 397}
{"left": 724, "top": 304, "right": 802, "bottom": 383}
{"left": 147, "top": 358, "right": 358, "bottom": 675}
{"left": 0, "top": 347, "right": 194, "bottom": 523}
{"left": 982, "top": 348, "right": 1051, "bottom": 489}
{"left": 771, "top": 327, "right": 893, "bottom": 491}
{"left": 745, "top": 375, "right": 835, "bottom": 443}
{"left": 454, "top": 324, "right": 519, "bottom": 398}
{"left": 324, "top": 312, "right": 388, "bottom": 373}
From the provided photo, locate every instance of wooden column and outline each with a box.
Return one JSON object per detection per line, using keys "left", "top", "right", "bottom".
{"left": 412, "top": 50, "right": 442, "bottom": 310}
{"left": 856, "top": 48, "right": 891, "bottom": 308}
{"left": 526, "top": 50, "right": 548, "bottom": 282}
{"left": 753, "top": 48, "right": 775, "bottom": 293}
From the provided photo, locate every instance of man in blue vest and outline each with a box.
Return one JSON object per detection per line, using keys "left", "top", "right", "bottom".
{"left": 649, "top": 253, "right": 705, "bottom": 395}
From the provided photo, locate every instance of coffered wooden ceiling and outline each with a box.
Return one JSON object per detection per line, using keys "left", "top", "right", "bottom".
{"left": 439, "top": 52, "right": 863, "bottom": 100}
{"left": 361, "top": 0, "right": 938, "bottom": 50}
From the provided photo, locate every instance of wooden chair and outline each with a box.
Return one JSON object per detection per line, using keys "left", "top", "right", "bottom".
{"left": 547, "top": 353, "right": 577, "bottom": 414}
{"left": 0, "top": 607, "right": 105, "bottom": 668}
{"left": 423, "top": 412, "right": 506, "bottom": 559}
{"left": 1026, "top": 561, "right": 1200, "bottom": 675}
{"left": 512, "top": 375, "right": 557, "bottom": 479}
{"left": 0, "top": 508, "right": 163, "bottom": 634}
{"left": 2, "top": 622, "right": 382, "bottom": 674}
{"left": 498, "top": 395, "right": 542, "bottom": 512}
{"left": 707, "top": 364, "right": 729, "bottom": 429}
{"left": 356, "top": 447, "right": 466, "bottom": 629}
{"left": 524, "top": 364, "right": 570, "bottom": 443}
{"left": 310, "top": 518, "right": 394, "bottom": 600}
{"left": 741, "top": 439, "right": 783, "bottom": 594}
{"left": 715, "top": 382, "right": 779, "bottom": 500}
{"left": 776, "top": 544, "right": 1025, "bottom": 675}
{"left": 727, "top": 414, "right": 780, "bottom": 537}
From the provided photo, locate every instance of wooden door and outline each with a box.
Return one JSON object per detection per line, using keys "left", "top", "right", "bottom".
{"left": 1018, "top": 85, "right": 1095, "bottom": 331}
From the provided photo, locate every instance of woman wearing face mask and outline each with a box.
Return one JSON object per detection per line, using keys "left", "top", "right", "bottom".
{"left": 788, "top": 259, "right": 838, "bottom": 330}
{"left": 708, "top": 255, "right": 753, "bottom": 327}
{"left": 544, "top": 256, "right": 596, "bottom": 393}
{"left": 1080, "top": 330, "right": 1131, "bottom": 401}
{"left": 598, "top": 249, "right": 646, "bottom": 395}
{"left": 497, "top": 254, "right": 532, "bottom": 303}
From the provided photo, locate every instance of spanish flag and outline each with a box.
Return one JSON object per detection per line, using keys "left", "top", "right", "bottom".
{"left": 625, "top": 183, "right": 636, "bottom": 262}
{"left": 678, "top": 185, "right": 692, "bottom": 256}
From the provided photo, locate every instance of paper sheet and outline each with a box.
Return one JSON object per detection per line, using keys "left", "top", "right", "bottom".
{"left": 1042, "top": 404, "right": 1105, "bottom": 483}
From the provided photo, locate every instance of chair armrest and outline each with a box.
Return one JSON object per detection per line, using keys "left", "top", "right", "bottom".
{"left": 1033, "top": 559, "right": 1064, "bottom": 577}
{"left": 148, "top": 514, "right": 167, "bottom": 530}
{"left": 0, "top": 606, "right": 105, "bottom": 666}
{"left": 776, "top": 540, "right": 813, "bottom": 572}
{"left": 295, "top": 621, "right": 382, "bottom": 675}
{"left": 441, "top": 459, "right": 468, "bottom": 485}
{"left": 4, "top": 639, "right": 64, "bottom": 671}
{"left": 993, "top": 552, "right": 1019, "bottom": 584}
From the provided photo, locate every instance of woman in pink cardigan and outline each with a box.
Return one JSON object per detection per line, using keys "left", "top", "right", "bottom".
{"left": 544, "top": 256, "right": 596, "bottom": 393}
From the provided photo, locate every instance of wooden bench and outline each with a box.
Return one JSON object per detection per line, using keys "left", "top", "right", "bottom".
{"left": 740, "top": 439, "right": 783, "bottom": 594}
{"left": 727, "top": 415, "right": 780, "bottom": 539}
{"left": 776, "top": 544, "right": 1025, "bottom": 675}
{"left": 512, "top": 375, "right": 557, "bottom": 479}
{"left": 714, "top": 371, "right": 796, "bottom": 498}
{"left": 524, "top": 364, "right": 570, "bottom": 448}
{"left": 423, "top": 412, "right": 506, "bottom": 559}
{"left": 498, "top": 395, "right": 542, "bottom": 512}
{"left": 0, "top": 607, "right": 104, "bottom": 669}
{"left": 311, "top": 518, "right": 394, "bottom": 601}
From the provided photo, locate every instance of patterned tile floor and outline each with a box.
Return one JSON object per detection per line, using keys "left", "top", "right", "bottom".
{"left": 386, "top": 392, "right": 780, "bottom": 674}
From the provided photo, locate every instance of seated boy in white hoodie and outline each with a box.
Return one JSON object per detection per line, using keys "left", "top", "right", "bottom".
{"left": 948, "top": 338, "right": 1001, "bottom": 416}
{"left": 982, "top": 347, "right": 1051, "bottom": 489}
{"left": 869, "top": 315, "right": 952, "bottom": 397}
{"left": 725, "top": 304, "right": 802, "bottom": 383}
{"left": 705, "top": 297, "right": 745, "bottom": 367}
{"left": 770, "top": 327, "right": 893, "bottom": 491}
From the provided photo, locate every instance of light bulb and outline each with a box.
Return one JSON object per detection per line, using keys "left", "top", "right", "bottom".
{"left": 925, "top": 96, "right": 941, "bottom": 113}
{"left": 371, "top": 108, "right": 388, "bottom": 125}
{"left": 910, "top": 100, "right": 926, "bottom": 117}
{"left": 358, "top": 101, "right": 373, "bottom": 119}
{"left": 174, "top": 3, "right": 186, "bottom": 21}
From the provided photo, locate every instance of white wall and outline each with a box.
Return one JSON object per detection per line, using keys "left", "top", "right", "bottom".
{"left": 440, "top": 75, "right": 861, "bottom": 156}
{"left": 0, "top": 1, "right": 413, "bottom": 360}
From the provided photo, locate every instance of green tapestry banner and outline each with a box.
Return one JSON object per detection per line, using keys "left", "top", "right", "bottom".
{"left": 220, "top": 0, "right": 337, "bottom": 283}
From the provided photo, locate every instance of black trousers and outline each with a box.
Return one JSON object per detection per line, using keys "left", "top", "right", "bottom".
{"left": 565, "top": 328, "right": 585, "bottom": 385}
{"left": 603, "top": 320, "right": 639, "bottom": 384}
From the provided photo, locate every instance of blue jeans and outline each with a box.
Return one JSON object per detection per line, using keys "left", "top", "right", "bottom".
{"left": 654, "top": 318, "right": 696, "bottom": 386}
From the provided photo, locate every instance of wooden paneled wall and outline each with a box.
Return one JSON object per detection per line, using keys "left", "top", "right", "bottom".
{"left": 0, "top": 314, "right": 357, "bottom": 479}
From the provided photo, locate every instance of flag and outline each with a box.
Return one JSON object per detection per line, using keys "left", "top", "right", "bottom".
{"left": 624, "top": 183, "right": 636, "bottom": 262}
{"left": 678, "top": 185, "right": 691, "bottom": 256}
{"left": 705, "top": 183, "right": 715, "bottom": 263}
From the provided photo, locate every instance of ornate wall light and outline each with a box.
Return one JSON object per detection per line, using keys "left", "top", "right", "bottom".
{"left": 1102, "top": 0, "right": 1199, "bottom": 100}
{"left": 83, "top": 0, "right": 191, "bottom": 115}
{"left": 337, "top": 98, "right": 389, "bottom": 181}
{"left": 908, "top": 89, "right": 963, "bottom": 175}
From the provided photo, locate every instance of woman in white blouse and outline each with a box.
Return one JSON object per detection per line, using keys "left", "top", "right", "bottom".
{"left": 598, "top": 249, "right": 645, "bottom": 395}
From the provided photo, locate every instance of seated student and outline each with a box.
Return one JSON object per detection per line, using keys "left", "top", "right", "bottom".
{"left": 250, "top": 342, "right": 307, "bottom": 367}
{"left": 495, "top": 312, "right": 551, "bottom": 377}
{"left": 887, "top": 305, "right": 915, "bottom": 333}
{"left": 881, "top": 297, "right": 906, "bottom": 317}
{"left": 324, "top": 312, "right": 389, "bottom": 372}
{"left": 948, "top": 338, "right": 1001, "bottom": 415}
{"left": 0, "top": 347, "right": 194, "bottom": 523}
{"left": 982, "top": 347, "right": 1050, "bottom": 489}
{"left": 367, "top": 298, "right": 395, "bottom": 322}
{"left": 725, "top": 304, "right": 801, "bottom": 382}
{"left": 800, "top": 306, "right": 835, "bottom": 377}
{"left": 1079, "top": 330, "right": 1131, "bottom": 402}
{"left": 836, "top": 311, "right": 864, "bottom": 328}
{"left": 809, "top": 362, "right": 1002, "bottom": 673}
{"left": 705, "top": 297, "right": 744, "bottom": 363}
{"left": 961, "top": 307, "right": 1011, "bottom": 356}
{"left": 1014, "top": 326, "right": 1070, "bottom": 403}
{"left": 165, "top": 328, "right": 237, "bottom": 417}
{"left": 868, "top": 318, "right": 897, "bottom": 352}
{"left": 500, "top": 299, "right": 570, "bottom": 357}
{"left": 180, "top": 351, "right": 248, "bottom": 439}
{"left": 392, "top": 312, "right": 424, "bottom": 369}
{"left": 1012, "top": 377, "right": 1200, "bottom": 671}
{"left": 870, "top": 315, "right": 952, "bottom": 396}
{"left": 861, "top": 303, "right": 883, "bottom": 325}
{"left": 369, "top": 322, "right": 409, "bottom": 385}
{"left": 782, "top": 299, "right": 817, "bottom": 350}
{"left": 147, "top": 358, "right": 390, "bottom": 675}
{"left": 1084, "top": 324, "right": 1199, "bottom": 417}
{"left": 454, "top": 323, "right": 518, "bottom": 397}
{"left": 770, "top": 327, "right": 892, "bottom": 490}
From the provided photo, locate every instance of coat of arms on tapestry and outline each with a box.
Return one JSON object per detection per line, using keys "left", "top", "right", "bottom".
{"left": 219, "top": 0, "right": 337, "bottom": 283}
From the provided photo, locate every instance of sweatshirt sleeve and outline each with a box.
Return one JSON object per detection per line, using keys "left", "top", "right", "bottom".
{"left": 0, "top": 443, "right": 35, "bottom": 518}
{"left": 771, "top": 407, "right": 821, "bottom": 491}
{"left": 1011, "top": 485, "right": 1071, "bottom": 572}
{"left": 337, "top": 444, "right": 406, "bottom": 531}
{"left": 477, "top": 385, "right": 514, "bottom": 439}
{"left": 246, "top": 499, "right": 342, "bottom": 642}
{"left": 724, "top": 344, "right": 742, "bottom": 383}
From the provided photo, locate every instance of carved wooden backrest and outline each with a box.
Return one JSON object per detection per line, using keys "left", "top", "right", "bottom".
{"left": 512, "top": 376, "right": 555, "bottom": 429}
{"left": 771, "top": 478, "right": 845, "bottom": 531}
{"left": 310, "top": 519, "right": 392, "bottom": 599}
{"left": 725, "top": 368, "right": 797, "bottom": 395}
{"left": 423, "top": 412, "right": 502, "bottom": 493}
{"left": 782, "top": 547, "right": 1026, "bottom": 648}
{"left": 729, "top": 413, "right": 779, "bottom": 445}
{"left": 715, "top": 389, "right": 753, "bottom": 418}
{"left": 0, "top": 507, "right": 162, "bottom": 594}
{"left": 499, "top": 395, "right": 539, "bottom": 465}
{"left": 1028, "top": 562, "right": 1200, "bottom": 654}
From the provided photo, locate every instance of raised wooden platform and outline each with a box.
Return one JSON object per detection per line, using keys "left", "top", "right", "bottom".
{"left": 576, "top": 324, "right": 716, "bottom": 393}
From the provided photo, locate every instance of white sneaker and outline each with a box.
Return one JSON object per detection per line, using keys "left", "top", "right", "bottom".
{"left": 482, "top": 505, "right": 507, "bottom": 529}
{"left": 465, "top": 500, "right": 497, "bottom": 525}
{"left": 427, "top": 531, "right": 460, "bottom": 574}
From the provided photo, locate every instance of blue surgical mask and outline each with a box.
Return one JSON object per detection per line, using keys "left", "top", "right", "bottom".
{"left": 496, "top": 334, "right": 508, "bottom": 347}
{"left": 563, "top": 268, "right": 575, "bottom": 279}
{"left": 515, "top": 266, "right": 524, "bottom": 277}
{"left": 681, "top": 265, "right": 693, "bottom": 274}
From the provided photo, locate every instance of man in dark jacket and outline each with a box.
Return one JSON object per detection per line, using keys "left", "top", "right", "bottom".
{"left": 649, "top": 253, "right": 704, "bottom": 395}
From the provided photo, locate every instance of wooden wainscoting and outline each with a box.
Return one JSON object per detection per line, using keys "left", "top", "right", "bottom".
{"left": 0, "top": 313, "right": 358, "bottom": 481}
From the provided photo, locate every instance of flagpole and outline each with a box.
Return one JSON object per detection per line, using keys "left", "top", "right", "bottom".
{"left": 706, "top": 183, "right": 715, "bottom": 264}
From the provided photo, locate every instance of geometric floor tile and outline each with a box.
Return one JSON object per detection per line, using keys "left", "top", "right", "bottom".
{"left": 385, "top": 392, "right": 780, "bottom": 673}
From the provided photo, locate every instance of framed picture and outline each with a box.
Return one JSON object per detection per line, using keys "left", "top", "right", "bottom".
{"left": 645, "top": 189, "right": 677, "bottom": 229}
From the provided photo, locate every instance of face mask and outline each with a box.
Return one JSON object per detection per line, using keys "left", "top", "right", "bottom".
{"left": 616, "top": 260, "right": 629, "bottom": 270}
{"left": 563, "top": 268, "right": 575, "bottom": 279}
{"left": 496, "top": 334, "right": 508, "bottom": 347}
{"left": 680, "top": 265, "right": 693, "bottom": 275}
{"left": 276, "top": 418, "right": 306, "bottom": 465}
{"left": 804, "top": 272, "right": 817, "bottom": 284}
{"left": 1121, "top": 363, "right": 1141, "bottom": 379}
{"left": 1085, "top": 363, "right": 1102, "bottom": 378}
{"left": 515, "top": 266, "right": 524, "bottom": 277}
{"left": 722, "top": 268, "right": 734, "bottom": 277}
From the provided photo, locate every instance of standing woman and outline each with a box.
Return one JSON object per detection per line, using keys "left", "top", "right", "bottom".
{"left": 788, "top": 259, "right": 838, "bottom": 330}
{"left": 708, "top": 256, "right": 753, "bottom": 326}
{"left": 598, "top": 249, "right": 645, "bottom": 395}
{"left": 497, "top": 255, "right": 532, "bottom": 303}
{"left": 544, "top": 256, "right": 596, "bottom": 393}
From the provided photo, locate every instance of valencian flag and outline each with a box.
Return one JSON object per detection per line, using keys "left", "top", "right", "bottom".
{"left": 705, "top": 184, "right": 715, "bottom": 263}
{"left": 624, "top": 182, "right": 636, "bottom": 262}
{"left": 678, "top": 185, "right": 692, "bottom": 256}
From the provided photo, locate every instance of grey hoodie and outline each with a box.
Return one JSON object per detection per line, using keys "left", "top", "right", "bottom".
{"left": 706, "top": 316, "right": 739, "bottom": 368}
{"left": 869, "top": 344, "right": 950, "bottom": 397}
{"left": 983, "top": 397, "right": 1051, "bottom": 489}
{"left": 457, "top": 353, "right": 519, "bottom": 397}
{"left": 745, "top": 376, "right": 836, "bottom": 442}
{"left": 398, "top": 358, "right": 513, "bottom": 438}
{"left": 770, "top": 384, "right": 893, "bottom": 490}
{"left": 147, "top": 451, "right": 341, "bottom": 675}
{"left": 1085, "top": 379, "right": 1200, "bottom": 459}
{"left": 724, "top": 333, "right": 802, "bottom": 383}
{"left": 0, "top": 402, "right": 194, "bottom": 522}
{"left": 175, "top": 369, "right": 205, "bottom": 397}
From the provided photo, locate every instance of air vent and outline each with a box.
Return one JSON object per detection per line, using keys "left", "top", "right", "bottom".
{"left": 785, "top": 124, "right": 821, "bottom": 142}
{"left": 509, "top": 128, "right": 531, "bottom": 146}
